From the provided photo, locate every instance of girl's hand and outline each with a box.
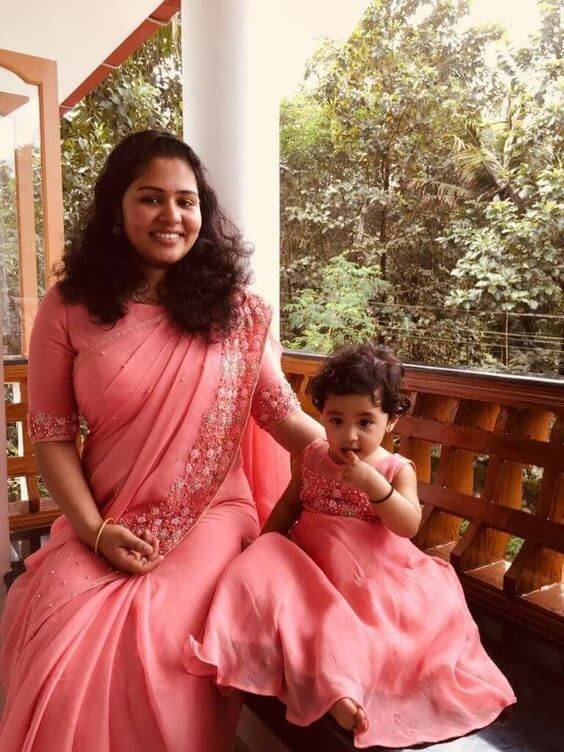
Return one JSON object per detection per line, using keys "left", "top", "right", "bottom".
{"left": 97, "top": 524, "right": 164, "bottom": 575}
{"left": 340, "top": 451, "right": 379, "bottom": 494}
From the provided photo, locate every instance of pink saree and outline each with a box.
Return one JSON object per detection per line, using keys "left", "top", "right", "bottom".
{"left": 0, "top": 286, "right": 298, "bottom": 752}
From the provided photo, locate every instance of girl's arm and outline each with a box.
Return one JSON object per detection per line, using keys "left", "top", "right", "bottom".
{"left": 342, "top": 454, "right": 421, "bottom": 538}
{"left": 261, "top": 461, "right": 304, "bottom": 535}
{"left": 373, "top": 463, "right": 421, "bottom": 538}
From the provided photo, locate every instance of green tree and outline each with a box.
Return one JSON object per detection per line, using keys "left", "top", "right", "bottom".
{"left": 0, "top": 160, "right": 21, "bottom": 356}
{"left": 281, "top": 0, "right": 562, "bottom": 376}
{"left": 284, "top": 254, "right": 390, "bottom": 351}
{"left": 437, "top": 2, "right": 563, "bottom": 373}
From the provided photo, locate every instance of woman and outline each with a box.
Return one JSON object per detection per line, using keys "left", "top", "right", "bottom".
{"left": 0, "top": 130, "right": 322, "bottom": 751}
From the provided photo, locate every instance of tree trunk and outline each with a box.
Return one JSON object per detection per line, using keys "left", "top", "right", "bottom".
{"left": 354, "top": 201, "right": 367, "bottom": 248}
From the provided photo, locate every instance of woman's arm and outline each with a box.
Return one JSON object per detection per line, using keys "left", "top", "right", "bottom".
{"left": 35, "top": 441, "right": 162, "bottom": 573}
{"left": 261, "top": 462, "right": 304, "bottom": 535}
{"left": 35, "top": 441, "right": 105, "bottom": 547}
{"left": 250, "top": 320, "right": 324, "bottom": 455}
{"left": 268, "top": 410, "right": 324, "bottom": 455}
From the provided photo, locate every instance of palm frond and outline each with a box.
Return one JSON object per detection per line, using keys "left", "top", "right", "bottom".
{"left": 409, "top": 177, "right": 476, "bottom": 203}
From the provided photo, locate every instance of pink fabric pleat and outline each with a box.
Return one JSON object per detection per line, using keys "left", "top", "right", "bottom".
{"left": 241, "top": 418, "right": 292, "bottom": 526}
{"left": 1, "top": 496, "right": 261, "bottom": 752}
{"left": 0, "top": 288, "right": 295, "bottom": 751}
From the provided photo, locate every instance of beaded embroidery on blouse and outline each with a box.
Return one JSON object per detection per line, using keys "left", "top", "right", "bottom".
{"left": 301, "top": 449, "right": 382, "bottom": 523}
{"left": 118, "top": 296, "right": 298, "bottom": 555}
{"left": 28, "top": 410, "right": 79, "bottom": 441}
{"left": 251, "top": 378, "right": 301, "bottom": 429}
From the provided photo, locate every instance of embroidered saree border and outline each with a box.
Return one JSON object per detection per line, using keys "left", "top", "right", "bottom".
{"left": 118, "top": 296, "right": 272, "bottom": 555}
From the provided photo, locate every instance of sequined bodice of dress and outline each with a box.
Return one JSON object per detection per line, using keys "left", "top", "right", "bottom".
{"left": 300, "top": 439, "right": 409, "bottom": 523}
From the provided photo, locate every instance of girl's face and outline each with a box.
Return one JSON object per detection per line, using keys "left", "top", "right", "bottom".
{"left": 120, "top": 157, "right": 202, "bottom": 275}
{"left": 321, "top": 392, "right": 398, "bottom": 464}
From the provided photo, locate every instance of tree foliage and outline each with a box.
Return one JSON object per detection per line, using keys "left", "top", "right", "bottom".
{"left": 284, "top": 254, "right": 390, "bottom": 351}
{"left": 281, "top": 0, "right": 562, "bottom": 375}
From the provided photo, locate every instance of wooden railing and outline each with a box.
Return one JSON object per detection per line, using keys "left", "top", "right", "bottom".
{"left": 4, "top": 360, "right": 59, "bottom": 537}
{"left": 4, "top": 354, "right": 564, "bottom": 642}
{"left": 282, "top": 350, "right": 564, "bottom": 644}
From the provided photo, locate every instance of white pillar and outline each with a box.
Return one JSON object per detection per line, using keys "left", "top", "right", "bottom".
{"left": 181, "top": 0, "right": 281, "bottom": 326}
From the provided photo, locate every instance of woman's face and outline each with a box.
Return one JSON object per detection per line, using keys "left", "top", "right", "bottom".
{"left": 120, "top": 157, "right": 202, "bottom": 275}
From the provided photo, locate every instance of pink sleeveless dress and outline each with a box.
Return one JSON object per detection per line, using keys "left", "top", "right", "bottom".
{"left": 186, "top": 439, "right": 516, "bottom": 749}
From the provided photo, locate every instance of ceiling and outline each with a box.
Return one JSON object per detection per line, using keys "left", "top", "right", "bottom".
{"left": 0, "top": 0, "right": 168, "bottom": 104}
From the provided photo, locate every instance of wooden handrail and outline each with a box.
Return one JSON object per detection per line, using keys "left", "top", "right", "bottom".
{"left": 4, "top": 354, "right": 563, "bottom": 642}
{"left": 282, "top": 349, "right": 564, "bottom": 644}
{"left": 4, "top": 361, "right": 60, "bottom": 533}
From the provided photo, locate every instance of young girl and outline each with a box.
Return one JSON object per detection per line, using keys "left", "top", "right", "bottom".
{"left": 185, "top": 343, "right": 516, "bottom": 748}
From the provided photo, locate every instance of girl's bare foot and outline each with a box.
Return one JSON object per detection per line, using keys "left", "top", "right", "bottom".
{"left": 329, "top": 697, "right": 368, "bottom": 733}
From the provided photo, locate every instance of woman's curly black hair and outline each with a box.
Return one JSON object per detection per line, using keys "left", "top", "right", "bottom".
{"left": 309, "top": 342, "right": 411, "bottom": 416}
{"left": 58, "top": 130, "right": 252, "bottom": 341}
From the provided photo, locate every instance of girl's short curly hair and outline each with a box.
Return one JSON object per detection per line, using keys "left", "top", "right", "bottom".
{"left": 57, "top": 129, "right": 252, "bottom": 342}
{"left": 309, "top": 342, "right": 411, "bottom": 416}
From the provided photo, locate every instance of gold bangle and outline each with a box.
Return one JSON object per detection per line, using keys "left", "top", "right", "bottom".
{"left": 94, "top": 518, "right": 115, "bottom": 557}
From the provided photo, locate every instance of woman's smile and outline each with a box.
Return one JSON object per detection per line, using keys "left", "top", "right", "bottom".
{"left": 150, "top": 229, "right": 186, "bottom": 246}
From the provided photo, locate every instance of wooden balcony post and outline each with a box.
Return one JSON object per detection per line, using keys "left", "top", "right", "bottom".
{"left": 504, "top": 416, "right": 564, "bottom": 606}
{"left": 454, "top": 409, "right": 554, "bottom": 581}
{"left": 0, "top": 318, "right": 9, "bottom": 603}
{"left": 409, "top": 394, "right": 460, "bottom": 550}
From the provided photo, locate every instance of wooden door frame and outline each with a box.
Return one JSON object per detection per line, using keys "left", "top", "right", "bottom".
{"left": 0, "top": 48, "right": 64, "bottom": 289}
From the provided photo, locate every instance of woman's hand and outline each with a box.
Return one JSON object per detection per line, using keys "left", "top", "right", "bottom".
{"left": 97, "top": 524, "right": 164, "bottom": 575}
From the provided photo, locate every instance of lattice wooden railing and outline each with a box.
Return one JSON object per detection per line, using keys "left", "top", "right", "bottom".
{"left": 282, "top": 350, "right": 564, "bottom": 644}
{"left": 4, "top": 361, "right": 59, "bottom": 535}
{"left": 4, "top": 354, "right": 564, "bottom": 641}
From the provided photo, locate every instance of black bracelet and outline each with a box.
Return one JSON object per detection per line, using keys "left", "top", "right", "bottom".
{"left": 370, "top": 482, "right": 394, "bottom": 504}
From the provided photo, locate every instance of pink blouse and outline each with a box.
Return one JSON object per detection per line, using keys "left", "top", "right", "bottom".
{"left": 27, "top": 287, "right": 300, "bottom": 443}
